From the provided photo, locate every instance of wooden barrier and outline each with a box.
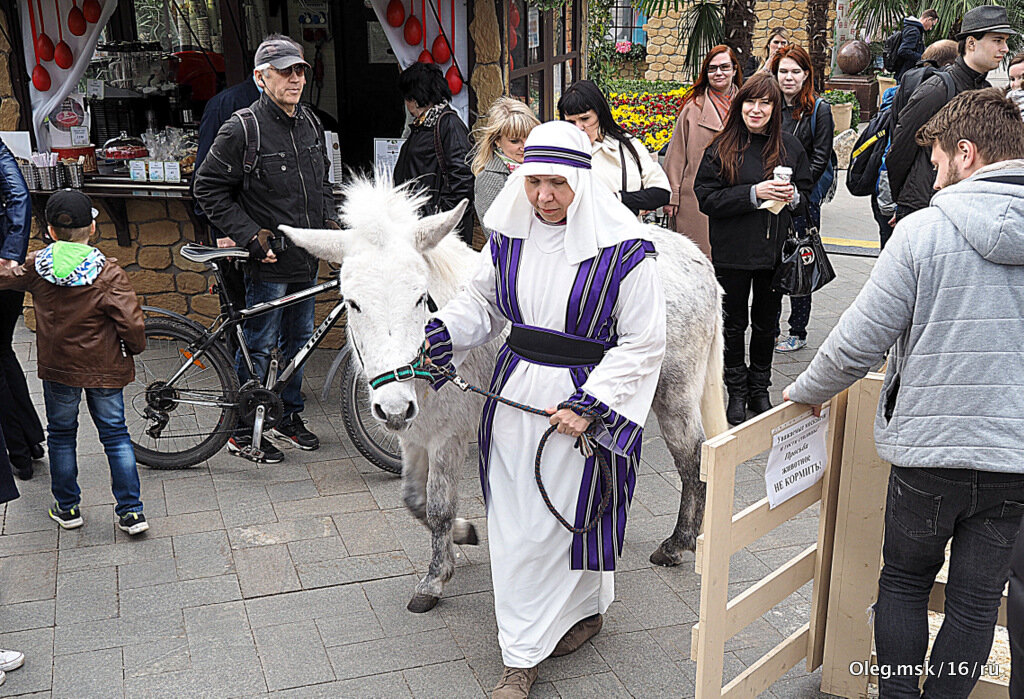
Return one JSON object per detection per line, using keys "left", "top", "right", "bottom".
{"left": 691, "top": 387, "right": 849, "bottom": 698}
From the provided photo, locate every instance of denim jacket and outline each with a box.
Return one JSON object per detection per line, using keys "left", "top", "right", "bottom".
{"left": 0, "top": 141, "right": 30, "bottom": 264}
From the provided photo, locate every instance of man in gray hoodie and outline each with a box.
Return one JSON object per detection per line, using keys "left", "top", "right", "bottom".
{"left": 784, "top": 88, "right": 1024, "bottom": 697}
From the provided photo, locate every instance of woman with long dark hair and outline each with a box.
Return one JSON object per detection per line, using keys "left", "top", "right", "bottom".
{"left": 694, "top": 73, "right": 812, "bottom": 425}
{"left": 558, "top": 80, "right": 670, "bottom": 216}
{"left": 771, "top": 45, "right": 835, "bottom": 353}
{"left": 662, "top": 45, "right": 742, "bottom": 257}
{"left": 744, "top": 28, "right": 790, "bottom": 80}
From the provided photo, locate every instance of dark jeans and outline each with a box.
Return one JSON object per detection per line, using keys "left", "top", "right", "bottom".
{"left": 0, "top": 290, "right": 44, "bottom": 467}
{"left": 716, "top": 267, "right": 782, "bottom": 369}
{"left": 872, "top": 195, "right": 895, "bottom": 250}
{"left": 237, "top": 276, "right": 316, "bottom": 431}
{"left": 43, "top": 381, "right": 142, "bottom": 516}
{"left": 875, "top": 465, "right": 1024, "bottom": 698}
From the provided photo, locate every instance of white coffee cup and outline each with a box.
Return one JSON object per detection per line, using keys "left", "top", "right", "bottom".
{"left": 773, "top": 166, "right": 792, "bottom": 184}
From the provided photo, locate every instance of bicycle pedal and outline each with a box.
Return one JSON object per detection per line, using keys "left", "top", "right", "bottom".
{"left": 241, "top": 445, "right": 265, "bottom": 461}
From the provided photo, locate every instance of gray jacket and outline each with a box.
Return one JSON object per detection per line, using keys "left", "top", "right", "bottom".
{"left": 789, "top": 160, "right": 1024, "bottom": 473}
{"left": 474, "top": 154, "right": 509, "bottom": 235}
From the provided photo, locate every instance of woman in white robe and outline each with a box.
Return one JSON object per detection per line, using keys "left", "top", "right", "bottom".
{"left": 423, "top": 121, "right": 666, "bottom": 698}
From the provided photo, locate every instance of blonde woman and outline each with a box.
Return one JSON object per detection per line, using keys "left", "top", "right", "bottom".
{"left": 472, "top": 97, "right": 541, "bottom": 232}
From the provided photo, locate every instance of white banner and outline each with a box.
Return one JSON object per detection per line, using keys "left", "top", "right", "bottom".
{"left": 20, "top": 0, "right": 118, "bottom": 151}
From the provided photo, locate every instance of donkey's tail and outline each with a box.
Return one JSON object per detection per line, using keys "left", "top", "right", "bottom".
{"left": 699, "top": 309, "right": 728, "bottom": 440}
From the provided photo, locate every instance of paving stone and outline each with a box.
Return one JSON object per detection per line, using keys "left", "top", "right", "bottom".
{"left": 53, "top": 617, "right": 121, "bottom": 656}
{"left": 141, "top": 510, "right": 225, "bottom": 538}
{"left": 0, "top": 627, "right": 54, "bottom": 695}
{"left": 614, "top": 567, "right": 697, "bottom": 630}
{"left": 52, "top": 647, "right": 123, "bottom": 699}
{"left": 539, "top": 641, "right": 612, "bottom": 681}
{"left": 333, "top": 509, "right": 401, "bottom": 556}
{"left": 0, "top": 598, "right": 54, "bottom": 634}
{"left": 360, "top": 574, "right": 448, "bottom": 637}
{"left": 308, "top": 459, "right": 370, "bottom": 496}
{"left": 552, "top": 670, "right": 631, "bottom": 698}
{"left": 245, "top": 584, "right": 371, "bottom": 629}
{"left": 163, "top": 474, "right": 220, "bottom": 515}
{"left": 254, "top": 619, "right": 335, "bottom": 690}
{"left": 314, "top": 609, "right": 386, "bottom": 647}
{"left": 0, "top": 529, "right": 57, "bottom": 556}
{"left": 403, "top": 659, "right": 485, "bottom": 697}
{"left": 437, "top": 591, "right": 499, "bottom": 656}
{"left": 296, "top": 551, "right": 413, "bottom": 589}
{"left": 172, "top": 529, "right": 234, "bottom": 579}
{"left": 233, "top": 543, "right": 302, "bottom": 598}
{"left": 327, "top": 627, "right": 463, "bottom": 681}
{"left": 444, "top": 563, "right": 494, "bottom": 598}
{"left": 0, "top": 551, "right": 56, "bottom": 603}
{"left": 273, "top": 491, "right": 379, "bottom": 520}
{"left": 56, "top": 536, "right": 173, "bottom": 572}
{"left": 601, "top": 599, "right": 644, "bottom": 637}
{"left": 56, "top": 566, "right": 118, "bottom": 624}
{"left": 229, "top": 516, "right": 337, "bottom": 549}
{"left": 592, "top": 629, "right": 695, "bottom": 697}
{"left": 123, "top": 635, "right": 190, "bottom": 678}
{"left": 266, "top": 478, "right": 321, "bottom": 502}
{"left": 55, "top": 503, "right": 116, "bottom": 549}
{"left": 119, "top": 574, "right": 241, "bottom": 617}
{"left": 271, "top": 670, "right": 413, "bottom": 698}
{"left": 117, "top": 557, "right": 178, "bottom": 590}
{"left": 287, "top": 535, "right": 349, "bottom": 565}
{"left": 184, "top": 601, "right": 266, "bottom": 695}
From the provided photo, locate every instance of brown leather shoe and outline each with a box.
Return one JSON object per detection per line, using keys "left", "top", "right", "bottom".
{"left": 492, "top": 665, "right": 539, "bottom": 698}
{"left": 550, "top": 613, "right": 603, "bottom": 657}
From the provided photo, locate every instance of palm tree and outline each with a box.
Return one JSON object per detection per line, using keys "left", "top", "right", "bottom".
{"left": 637, "top": 0, "right": 749, "bottom": 74}
{"left": 849, "top": 0, "right": 1023, "bottom": 55}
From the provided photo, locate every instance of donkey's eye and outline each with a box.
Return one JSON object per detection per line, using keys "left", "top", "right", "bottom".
{"left": 346, "top": 299, "right": 361, "bottom": 313}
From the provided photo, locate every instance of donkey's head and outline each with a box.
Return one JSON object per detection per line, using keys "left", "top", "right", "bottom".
{"left": 281, "top": 174, "right": 469, "bottom": 431}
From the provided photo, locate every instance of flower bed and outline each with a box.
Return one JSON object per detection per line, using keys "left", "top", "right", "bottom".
{"left": 607, "top": 82, "right": 691, "bottom": 153}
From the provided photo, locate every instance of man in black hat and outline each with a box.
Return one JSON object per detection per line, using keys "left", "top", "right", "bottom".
{"left": 193, "top": 34, "right": 341, "bottom": 463}
{"left": 886, "top": 5, "right": 1015, "bottom": 222}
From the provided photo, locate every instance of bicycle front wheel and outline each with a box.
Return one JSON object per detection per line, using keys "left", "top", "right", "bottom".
{"left": 125, "top": 317, "right": 240, "bottom": 469}
{"left": 339, "top": 353, "right": 403, "bottom": 475}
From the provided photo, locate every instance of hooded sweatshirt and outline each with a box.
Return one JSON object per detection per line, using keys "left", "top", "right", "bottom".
{"left": 789, "top": 160, "right": 1024, "bottom": 473}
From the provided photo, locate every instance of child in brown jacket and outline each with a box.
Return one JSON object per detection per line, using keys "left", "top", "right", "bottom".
{"left": 0, "top": 190, "right": 148, "bottom": 534}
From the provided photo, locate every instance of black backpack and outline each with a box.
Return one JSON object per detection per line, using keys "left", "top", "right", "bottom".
{"left": 882, "top": 29, "right": 904, "bottom": 73}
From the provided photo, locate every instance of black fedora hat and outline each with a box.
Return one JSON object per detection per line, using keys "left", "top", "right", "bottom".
{"left": 956, "top": 5, "right": 1017, "bottom": 38}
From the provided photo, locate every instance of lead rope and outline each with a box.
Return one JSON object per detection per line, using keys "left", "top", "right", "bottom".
{"left": 378, "top": 353, "right": 614, "bottom": 534}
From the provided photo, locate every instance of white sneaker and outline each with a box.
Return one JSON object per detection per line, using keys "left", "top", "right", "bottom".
{"left": 0, "top": 649, "right": 24, "bottom": 672}
{"left": 0, "top": 668, "right": 5, "bottom": 685}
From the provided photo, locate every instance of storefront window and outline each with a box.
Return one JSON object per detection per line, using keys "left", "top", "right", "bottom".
{"left": 508, "top": 0, "right": 581, "bottom": 120}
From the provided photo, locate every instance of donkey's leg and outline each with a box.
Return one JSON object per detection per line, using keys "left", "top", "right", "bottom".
{"left": 401, "top": 442, "right": 430, "bottom": 522}
{"left": 651, "top": 397, "right": 707, "bottom": 567}
{"left": 408, "top": 436, "right": 465, "bottom": 613}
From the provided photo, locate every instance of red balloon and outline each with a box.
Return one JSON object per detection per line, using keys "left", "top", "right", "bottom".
{"left": 404, "top": 14, "right": 422, "bottom": 46}
{"left": 83, "top": 0, "right": 100, "bottom": 23}
{"left": 431, "top": 34, "right": 450, "bottom": 64}
{"left": 68, "top": 4, "right": 87, "bottom": 36}
{"left": 36, "top": 33, "right": 54, "bottom": 63}
{"left": 32, "top": 64, "right": 51, "bottom": 91}
{"left": 445, "top": 64, "right": 462, "bottom": 94}
{"left": 55, "top": 41, "right": 73, "bottom": 69}
{"left": 386, "top": 0, "right": 405, "bottom": 27}
{"left": 418, "top": 49, "right": 434, "bottom": 64}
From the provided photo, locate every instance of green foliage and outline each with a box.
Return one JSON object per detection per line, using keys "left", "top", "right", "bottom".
{"left": 604, "top": 78, "right": 690, "bottom": 92}
{"left": 823, "top": 89, "right": 861, "bottom": 125}
{"left": 680, "top": 1, "right": 725, "bottom": 81}
{"left": 588, "top": 0, "right": 618, "bottom": 89}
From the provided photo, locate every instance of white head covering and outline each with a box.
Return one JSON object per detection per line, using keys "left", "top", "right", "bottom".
{"left": 483, "top": 120, "right": 651, "bottom": 265}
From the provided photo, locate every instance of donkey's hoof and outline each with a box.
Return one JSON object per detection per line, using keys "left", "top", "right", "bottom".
{"left": 649, "top": 548, "right": 680, "bottom": 567}
{"left": 455, "top": 522, "right": 479, "bottom": 546}
{"left": 407, "top": 593, "right": 440, "bottom": 613}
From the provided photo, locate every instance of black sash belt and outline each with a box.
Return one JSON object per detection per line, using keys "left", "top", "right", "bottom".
{"left": 507, "top": 325, "right": 607, "bottom": 367}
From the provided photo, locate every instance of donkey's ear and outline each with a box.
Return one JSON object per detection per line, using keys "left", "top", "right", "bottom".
{"left": 278, "top": 224, "right": 348, "bottom": 263}
{"left": 414, "top": 199, "right": 468, "bottom": 252}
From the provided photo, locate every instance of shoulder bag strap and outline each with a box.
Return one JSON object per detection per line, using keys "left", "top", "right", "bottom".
{"left": 237, "top": 107, "right": 260, "bottom": 192}
{"left": 619, "top": 143, "right": 628, "bottom": 192}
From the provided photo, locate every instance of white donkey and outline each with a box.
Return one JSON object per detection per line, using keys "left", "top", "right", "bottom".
{"left": 282, "top": 174, "right": 725, "bottom": 613}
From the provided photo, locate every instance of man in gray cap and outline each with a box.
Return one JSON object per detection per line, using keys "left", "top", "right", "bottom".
{"left": 886, "top": 5, "right": 1015, "bottom": 221}
{"left": 194, "top": 34, "right": 340, "bottom": 462}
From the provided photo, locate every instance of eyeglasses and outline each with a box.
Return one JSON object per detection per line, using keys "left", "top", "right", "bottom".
{"left": 270, "top": 64, "right": 307, "bottom": 78}
{"left": 707, "top": 64, "right": 734, "bottom": 74}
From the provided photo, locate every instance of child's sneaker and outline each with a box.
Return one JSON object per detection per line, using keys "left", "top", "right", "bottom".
{"left": 48, "top": 503, "right": 83, "bottom": 529}
{"left": 227, "top": 435, "right": 284, "bottom": 463}
{"left": 118, "top": 511, "right": 149, "bottom": 535}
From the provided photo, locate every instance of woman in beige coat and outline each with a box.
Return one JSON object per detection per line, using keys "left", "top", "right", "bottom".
{"left": 663, "top": 45, "right": 742, "bottom": 257}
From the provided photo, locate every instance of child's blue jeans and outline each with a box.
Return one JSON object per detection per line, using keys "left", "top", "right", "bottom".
{"left": 43, "top": 381, "right": 142, "bottom": 516}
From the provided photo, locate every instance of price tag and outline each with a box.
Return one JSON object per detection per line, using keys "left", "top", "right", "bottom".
{"left": 86, "top": 79, "right": 105, "bottom": 99}
{"left": 129, "top": 160, "right": 147, "bottom": 182}
{"left": 164, "top": 162, "right": 181, "bottom": 183}
{"left": 148, "top": 161, "right": 165, "bottom": 182}
{"left": 70, "top": 127, "right": 89, "bottom": 146}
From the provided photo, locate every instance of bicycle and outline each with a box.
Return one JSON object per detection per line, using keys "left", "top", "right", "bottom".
{"left": 124, "top": 243, "right": 403, "bottom": 474}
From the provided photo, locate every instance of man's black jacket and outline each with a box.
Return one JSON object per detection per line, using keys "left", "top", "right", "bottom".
{"left": 193, "top": 93, "right": 338, "bottom": 282}
{"left": 895, "top": 18, "right": 926, "bottom": 79}
{"left": 887, "top": 57, "right": 989, "bottom": 218}
{"left": 393, "top": 105, "right": 475, "bottom": 244}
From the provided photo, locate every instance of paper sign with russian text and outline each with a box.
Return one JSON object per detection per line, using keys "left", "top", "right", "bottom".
{"left": 765, "top": 407, "right": 830, "bottom": 508}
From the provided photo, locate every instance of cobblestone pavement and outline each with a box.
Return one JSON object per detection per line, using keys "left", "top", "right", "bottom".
{"left": 0, "top": 254, "right": 877, "bottom": 698}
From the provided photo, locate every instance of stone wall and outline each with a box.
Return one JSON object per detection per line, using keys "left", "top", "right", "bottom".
{"left": 24, "top": 201, "right": 347, "bottom": 349}
{"left": 644, "top": 2, "right": 834, "bottom": 83}
{"left": 0, "top": 7, "right": 21, "bottom": 129}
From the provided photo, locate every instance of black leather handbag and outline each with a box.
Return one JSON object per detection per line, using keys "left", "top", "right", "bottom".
{"left": 772, "top": 218, "right": 836, "bottom": 296}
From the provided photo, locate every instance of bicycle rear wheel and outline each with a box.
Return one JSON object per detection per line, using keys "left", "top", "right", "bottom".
{"left": 125, "top": 317, "right": 239, "bottom": 469}
{"left": 339, "top": 354, "right": 403, "bottom": 475}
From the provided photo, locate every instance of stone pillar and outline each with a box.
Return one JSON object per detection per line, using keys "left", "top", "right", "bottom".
{"left": 0, "top": 7, "right": 21, "bottom": 130}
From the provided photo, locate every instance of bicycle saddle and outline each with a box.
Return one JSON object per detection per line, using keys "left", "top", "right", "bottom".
{"left": 180, "top": 243, "right": 251, "bottom": 263}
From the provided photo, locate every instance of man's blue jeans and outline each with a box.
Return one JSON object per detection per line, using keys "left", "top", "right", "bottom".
{"left": 43, "top": 381, "right": 142, "bottom": 516}
{"left": 874, "top": 465, "right": 1024, "bottom": 698}
{"left": 238, "top": 276, "right": 316, "bottom": 425}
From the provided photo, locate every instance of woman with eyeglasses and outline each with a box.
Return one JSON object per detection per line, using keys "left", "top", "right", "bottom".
{"left": 393, "top": 62, "right": 476, "bottom": 245}
{"left": 694, "top": 74, "right": 812, "bottom": 425}
{"left": 771, "top": 45, "right": 835, "bottom": 353}
{"left": 743, "top": 29, "right": 790, "bottom": 81}
{"left": 662, "top": 45, "right": 742, "bottom": 257}
{"left": 558, "top": 80, "right": 671, "bottom": 217}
